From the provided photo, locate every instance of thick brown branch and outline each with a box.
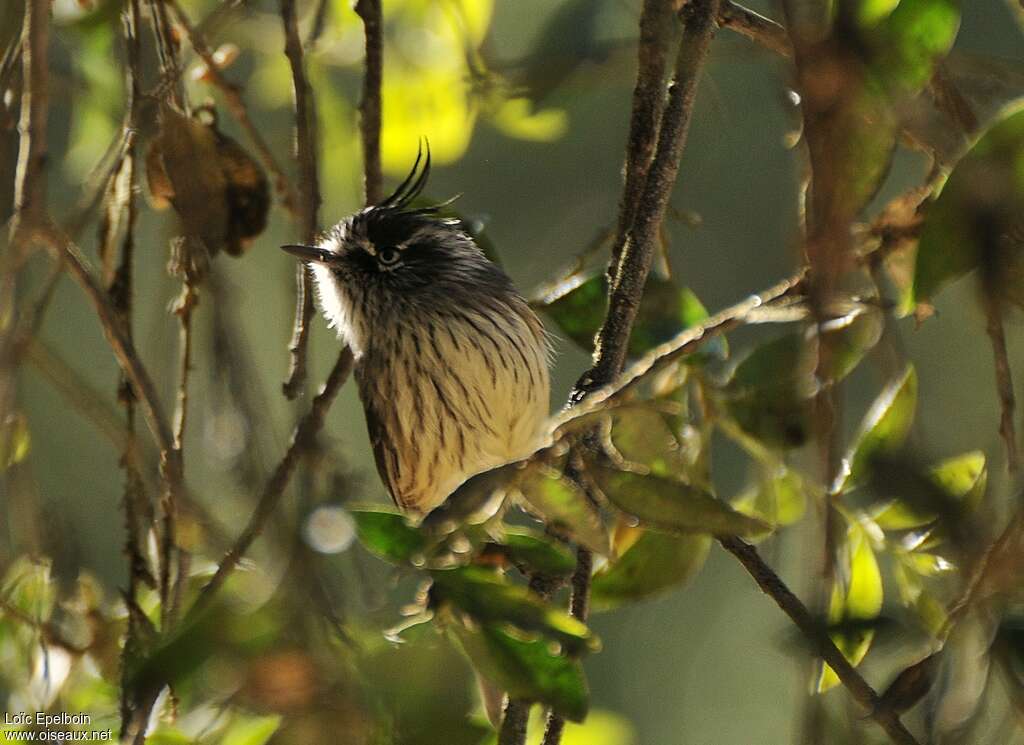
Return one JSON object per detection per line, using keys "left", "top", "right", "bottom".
{"left": 608, "top": 0, "right": 677, "bottom": 276}
{"left": 528, "top": 4, "right": 723, "bottom": 744}
{"left": 280, "top": 0, "right": 322, "bottom": 400}
{"left": 355, "top": 0, "right": 383, "bottom": 206}
{"left": 191, "top": 347, "right": 354, "bottom": 615}
{"left": 582, "top": 0, "right": 721, "bottom": 397}
{"left": 719, "top": 537, "right": 920, "bottom": 745}
{"left": 165, "top": 0, "right": 299, "bottom": 215}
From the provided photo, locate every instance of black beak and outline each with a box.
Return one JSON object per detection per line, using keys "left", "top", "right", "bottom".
{"left": 281, "top": 244, "right": 333, "bottom": 264}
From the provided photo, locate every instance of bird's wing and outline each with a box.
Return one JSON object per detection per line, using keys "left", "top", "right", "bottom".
{"left": 356, "top": 370, "right": 409, "bottom": 510}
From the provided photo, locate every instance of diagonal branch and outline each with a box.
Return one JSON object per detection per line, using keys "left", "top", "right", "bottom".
{"left": 720, "top": 537, "right": 920, "bottom": 745}
{"left": 10, "top": 0, "right": 49, "bottom": 236}
{"left": 527, "top": 3, "right": 724, "bottom": 745}
{"left": 190, "top": 346, "right": 354, "bottom": 616}
{"left": 717, "top": 1, "right": 791, "bottom": 57}
{"left": 280, "top": 0, "right": 322, "bottom": 400}
{"left": 579, "top": 0, "right": 723, "bottom": 401}
{"left": 32, "top": 225, "right": 184, "bottom": 512}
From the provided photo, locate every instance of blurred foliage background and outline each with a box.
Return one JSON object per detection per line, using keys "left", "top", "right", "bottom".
{"left": 4, "top": 0, "right": 1024, "bottom": 743}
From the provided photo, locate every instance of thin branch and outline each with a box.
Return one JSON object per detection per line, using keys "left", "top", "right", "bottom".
{"left": 10, "top": 0, "right": 49, "bottom": 235}
{"left": 190, "top": 346, "right": 354, "bottom": 616}
{"left": 717, "top": 1, "right": 791, "bottom": 57}
{"left": 607, "top": 0, "right": 677, "bottom": 277}
{"left": 531, "top": 3, "right": 723, "bottom": 744}
{"left": 32, "top": 225, "right": 184, "bottom": 514}
{"left": 944, "top": 508, "right": 1024, "bottom": 637}
{"left": 355, "top": 0, "right": 383, "bottom": 206}
{"left": 983, "top": 295, "right": 1019, "bottom": 472}
{"left": 23, "top": 338, "right": 138, "bottom": 463}
{"left": 580, "top": 0, "right": 722, "bottom": 399}
{"left": 719, "top": 537, "right": 920, "bottom": 745}
{"left": 280, "top": 0, "right": 322, "bottom": 399}
{"left": 165, "top": 0, "right": 299, "bottom": 215}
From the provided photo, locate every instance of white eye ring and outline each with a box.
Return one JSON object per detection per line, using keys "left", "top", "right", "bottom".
{"left": 378, "top": 248, "right": 401, "bottom": 266}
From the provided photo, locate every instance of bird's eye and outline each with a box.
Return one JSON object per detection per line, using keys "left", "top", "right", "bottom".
{"left": 378, "top": 248, "right": 401, "bottom": 266}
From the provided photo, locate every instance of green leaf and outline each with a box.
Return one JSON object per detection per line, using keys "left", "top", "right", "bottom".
{"left": 819, "top": 304, "right": 884, "bottom": 383}
{"left": 220, "top": 715, "right": 282, "bottom": 745}
{"left": 606, "top": 406, "right": 689, "bottom": 479}
{"left": 869, "top": 0, "right": 960, "bottom": 95}
{"left": 874, "top": 450, "right": 985, "bottom": 529}
{"left": 819, "top": 523, "right": 884, "bottom": 692}
{"left": 1, "top": 556, "right": 55, "bottom": 621}
{"left": 733, "top": 467, "right": 808, "bottom": 528}
{"left": 587, "top": 462, "right": 770, "bottom": 538}
{"left": 722, "top": 333, "right": 813, "bottom": 450}
{"left": 350, "top": 508, "right": 428, "bottom": 564}
{"left": 913, "top": 106, "right": 1024, "bottom": 310}
{"left": 487, "top": 529, "right": 577, "bottom": 578}
{"left": 801, "top": 0, "right": 960, "bottom": 227}
{"left": 516, "top": 465, "right": 611, "bottom": 556}
{"left": 591, "top": 530, "right": 711, "bottom": 611}
{"left": 535, "top": 270, "right": 724, "bottom": 360}
{"left": 452, "top": 623, "right": 589, "bottom": 722}
{"left": 430, "top": 566, "right": 598, "bottom": 654}
{"left": 839, "top": 365, "right": 917, "bottom": 490}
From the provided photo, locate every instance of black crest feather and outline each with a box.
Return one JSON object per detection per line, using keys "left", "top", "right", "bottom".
{"left": 371, "top": 140, "right": 460, "bottom": 219}
{"left": 378, "top": 139, "right": 430, "bottom": 210}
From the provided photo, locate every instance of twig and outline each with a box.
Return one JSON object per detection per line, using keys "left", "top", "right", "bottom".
{"left": 23, "top": 338, "right": 138, "bottom": 462}
{"left": 280, "top": 0, "right": 322, "bottom": 400}
{"left": 607, "top": 0, "right": 677, "bottom": 277}
{"left": 10, "top": 0, "right": 49, "bottom": 236}
{"left": 32, "top": 225, "right": 184, "bottom": 522}
{"left": 581, "top": 0, "right": 722, "bottom": 398}
{"left": 944, "top": 508, "right": 1024, "bottom": 637}
{"left": 165, "top": 0, "right": 299, "bottom": 215}
{"left": 531, "top": 3, "right": 723, "bottom": 744}
{"left": 983, "top": 295, "right": 1018, "bottom": 472}
{"left": 355, "top": 0, "right": 384, "bottom": 206}
{"left": 719, "top": 537, "right": 921, "bottom": 745}
{"left": 190, "top": 346, "right": 354, "bottom": 616}
{"left": 538, "top": 546, "right": 593, "bottom": 745}
{"left": 717, "top": 1, "right": 791, "bottom": 57}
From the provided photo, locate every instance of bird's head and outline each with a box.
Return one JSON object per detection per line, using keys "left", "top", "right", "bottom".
{"left": 282, "top": 144, "right": 513, "bottom": 349}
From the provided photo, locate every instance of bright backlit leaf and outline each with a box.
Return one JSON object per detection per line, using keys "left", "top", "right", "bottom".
{"left": 220, "top": 715, "right": 282, "bottom": 745}
{"left": 838, "top": 365, "right": 918, "bottom": 491}
{"left": 874, "top": 450, "right": 986, "bottom": 529}
{"left": 820, "top": 523, "right": 884, "bottom": 691}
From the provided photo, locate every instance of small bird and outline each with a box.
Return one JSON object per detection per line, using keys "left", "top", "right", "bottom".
{"left": 282, "top": 147, "right": 551, "bottom": 516}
